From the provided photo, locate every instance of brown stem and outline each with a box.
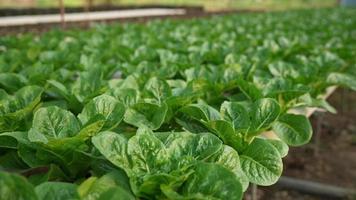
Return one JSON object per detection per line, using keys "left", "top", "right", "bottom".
{"left": 21, "top": 166, "right": 49, "bottom": 177}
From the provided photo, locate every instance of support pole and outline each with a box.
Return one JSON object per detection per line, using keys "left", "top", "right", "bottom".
{"left": 251, "top": 184, "right": 258, "bottom": 200}
{"left": 341, "top": 88, "right": 349, "bottom": 114}
{"left": 106, "top": 0, "right": 112, "bottom": 6}
{"left": 84, "top": 0, "right": 94, "bottom": 26}
{"left": 314, "top": 112, "right": 324, "bottom": 157}
{"left": 59, "top": 0, "right": 66, "bottom": 29}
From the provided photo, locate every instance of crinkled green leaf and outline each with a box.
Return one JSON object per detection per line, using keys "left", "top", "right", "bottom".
{"left": 263, "top": 78, "right": 310, "bottom": 103}
{"left": 78, "top": 94, "right": 125, "bottom": 130}
{"left": 97, "top": 187, "right": 135, "bottom": 200}
{"left": 92, "top": 131, "right": 131, "bottom": 174}
{"left": 297, "top": 93, "right": 337, "bottom": 114}
{"left": 127, "top": 129, "right": 168, "bottom": 174}
{"left": 237, "top": 78, "right": 263, "bottom": 101}
{"left": 327, "top": 72, "right": 356, "bottom": 91}
{"left": 28, "top": 106, "right": 80, "bottom": 143}
{"left": 176, "top": 103, "right": 220, "bottom": 133}
{"left": 78, "top": 171, "right": 133, "bottom": 200}
{"left": 35, "top": 182, "right": 79, "bottom": 200}
{"left": 204, "top": 120, "right": 246, "bottom": 152}
{"left": 0, "top": 171, "right": 38, "bottom": 200}
{"left": 220, "top": 101, "right": 250, "bottom": 131}
{"left": 267, "top": 139, "right": 289, "bottom": 158}
{"left": 251, "top": 98, "right": 280, "bottom": 131}
{"left": 179, "top": 103, "right": 221, "bottom": 122}
{"left": 124, "top": 102, "right": 167, "bottom": 130}
{"left": 0, "top": 86, "right": 43, "bottom": 132}
{"left": 111, "top": 88, "right": 139, "bottom": 106}
{"left": 144, "top": 77, "right": 172, "bottom": 101}
{"left": 0, "top": 73, "right": 27, "bottom": 93}
{"left": 47, "top": 80, "right": 81, "bottom": 112}
{"left": 215, "top": 145, "right": 249, "bottom": 191}
{"left": 164, "top": 132, "right": 223, "bottom": 167}
{"left": 0, "top": 150, "right": 28, "bottom": 170}
{"left": 28, "top": 164, "right": 69, "bottom": 186}
{"left": 77, "top": 116, "right": 106, "bottom": 140}
{"left": 182, "top": 162, "right": 243, "bottom": 200}
{"left": 72, "top": 69, "right": 103, "bottom": 103}
{"left": 240, "top": 138, "right": 283, "bottom": 186}
{"left": 272, "top": 113, "right": 313, "bottom": 146}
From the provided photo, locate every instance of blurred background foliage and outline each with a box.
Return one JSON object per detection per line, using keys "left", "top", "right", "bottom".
{"left": 0, "top": 0, "right": 339, "bottom": 11}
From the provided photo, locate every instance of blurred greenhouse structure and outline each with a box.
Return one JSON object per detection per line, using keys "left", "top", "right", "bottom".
{"left": 341, "top": 0, "right": 356, "bottom": 6}
{"left": 0, "top": 0, "right": 343, "bottom": 10}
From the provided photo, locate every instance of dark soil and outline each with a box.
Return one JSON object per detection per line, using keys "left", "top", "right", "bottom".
{"left": 245, "top": 88, "right": 356, "bottom": 200}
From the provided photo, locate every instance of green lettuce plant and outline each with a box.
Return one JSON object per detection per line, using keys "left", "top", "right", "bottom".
{"left": 0, "top": 8, "right": 355, "bottom": 200}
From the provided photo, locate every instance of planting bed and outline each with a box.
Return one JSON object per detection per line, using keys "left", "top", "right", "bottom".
{"left": 245, "top": 89, "right": 356, "bottom": 200}
{"left": 0, "top": 8, "right": 355, "bottom": 200}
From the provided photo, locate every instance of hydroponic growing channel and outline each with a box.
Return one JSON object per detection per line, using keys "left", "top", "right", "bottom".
{"left": 0, "top": 8, "right": 355, "bottom": 200}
